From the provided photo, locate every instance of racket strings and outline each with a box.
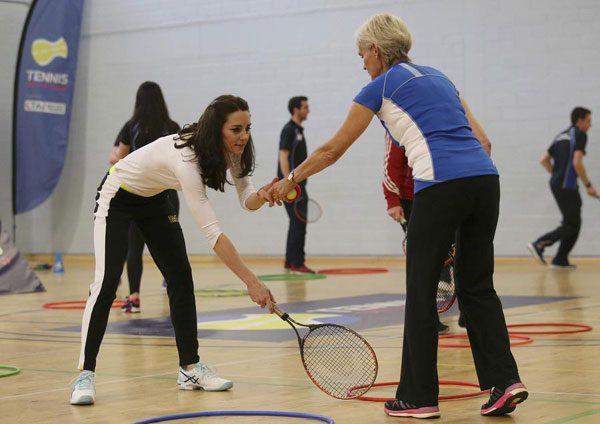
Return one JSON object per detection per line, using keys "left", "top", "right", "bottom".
{"left": 301, "top": 325, "right": 377, "bottom": 399}
{"left": 437, "top": 247, "right": 456, "bottom": 312}
{"left": 295, "top": 198, "right": 322, "bottom": 223}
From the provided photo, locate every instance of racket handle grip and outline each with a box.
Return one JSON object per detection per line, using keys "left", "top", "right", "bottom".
{"left": 399, "top": 216, "right": 408, "bottom": 233}
{"left": 272, "top": 303, "right": 288, "bottom": 320}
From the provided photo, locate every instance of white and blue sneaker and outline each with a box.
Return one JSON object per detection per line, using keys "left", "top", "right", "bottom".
{"left": 70, "top": 370, "right": 96, "bottom": 405}
{"left": 177, "top": 362, "right": 233, "bottom": 391}
{"left": 526, "top": 242, "right": 546, "bottom": 265}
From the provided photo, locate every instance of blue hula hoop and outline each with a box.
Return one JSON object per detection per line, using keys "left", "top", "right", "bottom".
{"left": 133, "top": 410, "right": 334, "bottom": 423}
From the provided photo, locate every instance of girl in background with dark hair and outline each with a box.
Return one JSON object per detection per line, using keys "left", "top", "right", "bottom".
{"left": 109, "top": 81, "right": 181, "bottom": 312}
{"left": 71, "top": 95, "right": 278, "bottom": 405}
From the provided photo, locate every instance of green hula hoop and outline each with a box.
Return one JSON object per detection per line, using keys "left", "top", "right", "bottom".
{"left": 258, "top": 273, "right": 327, "bottom": 282}
{"left": 194, "top": 289, "right": 248, "bottom": 297}
{"left": 0, "top": 365, "right": 21, "bottom": 378}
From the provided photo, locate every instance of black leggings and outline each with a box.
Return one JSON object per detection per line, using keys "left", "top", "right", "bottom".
{"left": 125, "top": 189, "right": 180, "bottom": 294}
{"left": 79, "top": 187, "right": 198, "bottom": 371}
{"left": 396, "top": 175, "right": 520, "bottom": 405}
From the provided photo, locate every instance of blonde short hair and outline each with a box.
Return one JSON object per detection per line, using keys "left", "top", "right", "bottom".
{"left": 355, "top": 14, "right": 412, "bottom": 66}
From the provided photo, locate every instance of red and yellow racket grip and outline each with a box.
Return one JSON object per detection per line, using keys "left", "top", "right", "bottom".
{"left": 284, "top": 184, "right": 302, "bottom": 203}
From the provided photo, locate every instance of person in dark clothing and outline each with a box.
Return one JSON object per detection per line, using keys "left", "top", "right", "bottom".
{"left": 277, "top": 96, "right": 314, "bottom": 273}
{"left": 528, "top": 107, "right": 595, "bottom": 268}
{"left": 109, "top": 81, "right": 181, "bottom": 312}
{"left": 268, "top": 13, "right": 526, "bottom": 419}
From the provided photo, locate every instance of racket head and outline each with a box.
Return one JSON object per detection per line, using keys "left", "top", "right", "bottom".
{"left": 300, "top": 324, "right": 378, "bottom": 399}
{"left": 294, "top": 196, "right": 322, "bottom": 223}
{"left": 437, "top": 244, "right": 457, "bottom": 313}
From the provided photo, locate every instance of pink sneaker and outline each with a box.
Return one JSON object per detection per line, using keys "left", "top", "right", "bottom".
{"left": 384, "top": 400, "right": 440, "bottom": 418}
{"left": 481, "top": 382, "right": 528, "bottom": 416}
{"left": 120, "top": 297, "right": 140, "bottom": 313}
{"left": 289, "top": 265, "right": 315, "bottom": 274}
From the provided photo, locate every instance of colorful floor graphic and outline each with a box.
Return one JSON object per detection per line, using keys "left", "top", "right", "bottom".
{"left": 51, "top": 293, "right": 575, "bottom": 342}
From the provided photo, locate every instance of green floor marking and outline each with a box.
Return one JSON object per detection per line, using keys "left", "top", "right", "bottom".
{"left": 544, "top": 407, "right": 600, "bottom": 424}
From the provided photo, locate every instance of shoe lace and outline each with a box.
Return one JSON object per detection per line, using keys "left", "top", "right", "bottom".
{"left": 196, "top": 363, "right": 217, "bottom": 378}
{"left": 483, "top": 386, "right": 504, "bottom": 408}
{"left": 72, "top": 372, "right": 93, "bottom": 390}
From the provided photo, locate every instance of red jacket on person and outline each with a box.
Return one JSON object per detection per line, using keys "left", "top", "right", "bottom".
{"left": 383, "top": 131, "right": 414, "bottom": 209}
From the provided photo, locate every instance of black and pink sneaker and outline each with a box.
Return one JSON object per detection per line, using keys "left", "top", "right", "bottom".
{"left": 121, "top": 297, "right": 140, "bottom": 313}
{"left": 481, "top": 381, "right": 528, "bottom": 416}
{"left": 384, "top": 400, "right": 440, "bottom": 419}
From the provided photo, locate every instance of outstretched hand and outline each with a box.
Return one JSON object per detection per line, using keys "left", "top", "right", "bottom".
{"left": 267, "top": 178, "right": 295, "bottom": 205}
{"left": 258, "top": 177, "right": 280, "bottom": 207}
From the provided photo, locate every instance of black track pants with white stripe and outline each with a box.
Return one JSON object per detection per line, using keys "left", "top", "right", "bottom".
{"left": 78, "top": 183, "right": 199, "bottom": 371}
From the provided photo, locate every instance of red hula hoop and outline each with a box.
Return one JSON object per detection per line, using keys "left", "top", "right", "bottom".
{"left": 317, "top": 268, "right": 389, "bottom": 275}
{"left": 439, "top": 334, "right": 532, "bottom": 348}
{"left": 507, "top": 323, "right": 593, "bottom": 335}
{"left": 43, "top": 299, "right": 127, "bottom": 310}
{"left": 350, "top": 380, "right": 488, "bottom": 402}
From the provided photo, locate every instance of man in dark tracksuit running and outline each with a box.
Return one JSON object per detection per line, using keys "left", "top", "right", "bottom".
{"left": 528, "top": 107, "right": 595, "bottom": 268}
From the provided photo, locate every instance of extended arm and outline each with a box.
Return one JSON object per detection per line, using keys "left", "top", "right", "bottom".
{"left": 213, "top": 233, "right": 275, "bottom": 311}
{"left": 269, "top": 102, "right": 375, "bottom": 198}
{"left": 460, "top": 95, "right": 491, "bottom": 156}
{"left": 279, "top": 150, "right": 291, "bottom": 178}
{"left": 540, "top": 151, "right": 553, "bottom": 174}
{"left": 573, "top": 150, "right": 598, "bottom": 197}
{"left": 244, "top": 177, "right": 278, "bottom": 209}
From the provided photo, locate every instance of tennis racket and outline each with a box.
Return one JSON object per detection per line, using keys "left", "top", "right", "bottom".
{"left": 272, "top": 304, "right": 378, "bottom": 399}
{"left": 437, "top": 244, "right": 457, "bottom": 313}
{"left": 399, "top": 217, "right": 457, "bottom": 314}
{"left": 294, "top": 196, "right": 322, "bottom": 224}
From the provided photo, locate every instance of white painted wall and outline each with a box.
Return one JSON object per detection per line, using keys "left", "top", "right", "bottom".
{"left": 3, "top": 0, "right": 600, "bottom": 257}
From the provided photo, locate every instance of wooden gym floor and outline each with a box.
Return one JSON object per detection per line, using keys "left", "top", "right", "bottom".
{"left": 1, "top": 256, "right": 599, "bottom": 423}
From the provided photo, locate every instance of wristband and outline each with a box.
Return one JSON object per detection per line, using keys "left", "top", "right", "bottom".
{"left": 585, "top": 182, "right": 592, "bottom": 188}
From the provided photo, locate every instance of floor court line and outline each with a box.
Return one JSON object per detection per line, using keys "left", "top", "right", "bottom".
{"left": 0, "top": 350, "right": 301, "bottom": 401}
{"left": 436, "top": 362, "right": 600, "bottom": 374}
{"left": 544, "top": 407, "right": 600, "bottom": 424}
{"left": 532, "top": 391, "right": 600, "bottom": 399}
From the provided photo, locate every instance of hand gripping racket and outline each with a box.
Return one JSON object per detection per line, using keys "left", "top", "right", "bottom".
{"left": 399, "top": 217, "right": 457, "bottom": 314}
{"left": 272, "top": 304, "right": 378, "bottom": 399}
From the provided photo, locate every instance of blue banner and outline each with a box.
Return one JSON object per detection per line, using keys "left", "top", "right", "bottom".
{"left": 13, "top": 0, "right": 84, "bottom": 214}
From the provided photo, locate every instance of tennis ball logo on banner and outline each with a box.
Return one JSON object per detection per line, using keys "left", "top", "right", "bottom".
{"left": 31, "top": 37, "right": 68, "bottom": 66}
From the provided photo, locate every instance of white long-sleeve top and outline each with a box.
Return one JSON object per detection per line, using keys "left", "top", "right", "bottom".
{"left": 105, "top": 134, "right": 256, "bottom": 247}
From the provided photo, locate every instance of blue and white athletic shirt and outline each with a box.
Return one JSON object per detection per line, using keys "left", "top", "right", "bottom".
{"left": 548, "top": 126, "right": 587, "bottom": 190}
{"left": 353, "top": 62, "right": 498, "bottom": 193}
